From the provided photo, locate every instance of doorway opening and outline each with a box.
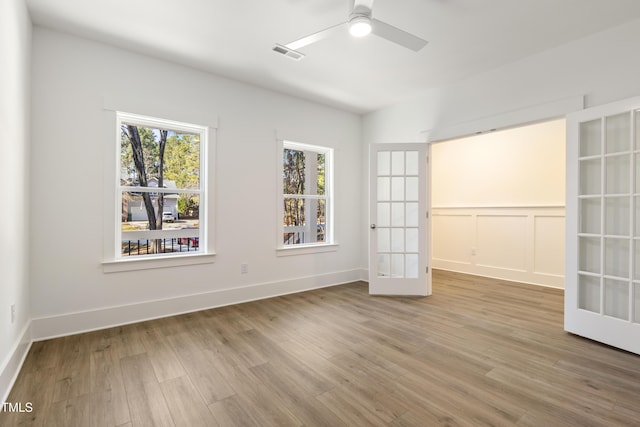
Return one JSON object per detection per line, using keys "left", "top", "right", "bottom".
{"left": 430, "top": 119, "right": 566, "bottom": 289}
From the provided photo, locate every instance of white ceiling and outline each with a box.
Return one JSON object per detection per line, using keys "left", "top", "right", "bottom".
{"left": 26, "top": 0, "right": 640, "bottom": 114}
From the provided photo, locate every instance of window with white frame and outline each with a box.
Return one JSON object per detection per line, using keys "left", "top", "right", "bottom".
{"left": 117, "top": 112, "right": 207, "bottom": 259}
{"left": 281, "top": 141, "right": 333, "bottom": 247}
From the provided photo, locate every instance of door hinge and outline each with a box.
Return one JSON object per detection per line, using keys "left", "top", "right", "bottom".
{"left": 426, "top": 266, "right": 429, "bottom": 273}
{"left": 426, "top": 211, "right": 429, "bottom": 219}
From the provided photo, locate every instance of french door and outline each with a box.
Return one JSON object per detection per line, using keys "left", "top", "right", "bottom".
{"left": 566, "top": 96, "right": 640, "bottom": 355}
{"left": 369, "top": 143, "right": 431, "bottom": 296}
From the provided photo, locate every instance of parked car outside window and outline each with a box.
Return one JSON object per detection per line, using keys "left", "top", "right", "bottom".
{"left": 162, "top": 212, "right": 176, "bottom": 222}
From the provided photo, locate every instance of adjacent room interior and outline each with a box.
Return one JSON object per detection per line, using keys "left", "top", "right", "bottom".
{"left": 431, "top": 119, "right": 566, "bottom": 289}
{"left": 2, "top": 0, "right": 640, "bottom": 425}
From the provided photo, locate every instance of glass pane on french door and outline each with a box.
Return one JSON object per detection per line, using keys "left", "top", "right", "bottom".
{"left": 376, "top": 150, "right": 420, "bottom": 278}
{"left": 577, "top": 112, "right": 635, "bottom": 320}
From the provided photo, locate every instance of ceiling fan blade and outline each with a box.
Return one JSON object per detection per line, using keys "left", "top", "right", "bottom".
{"left": 371, "top": 18, "right": 428, "bottom": 51}
{"left": 286, "top": 22, "right": 348, "bottom": 51}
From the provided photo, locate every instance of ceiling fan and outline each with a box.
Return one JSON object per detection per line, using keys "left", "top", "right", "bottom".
{"left": 273, "top": 0, "right": 428, "bottom": 60}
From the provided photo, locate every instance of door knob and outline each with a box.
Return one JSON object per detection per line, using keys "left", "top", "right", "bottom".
{"left": 370, "top": 224, "right": 376, "bottom": 229}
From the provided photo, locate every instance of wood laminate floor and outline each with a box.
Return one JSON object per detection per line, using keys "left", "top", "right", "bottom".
{"left": 2, "top": 270, "right": 640, "bottom": 426}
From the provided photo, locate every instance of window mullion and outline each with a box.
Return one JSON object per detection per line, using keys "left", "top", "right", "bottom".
{"left": 283, "top": 194, "right": 325, "bottom": 199}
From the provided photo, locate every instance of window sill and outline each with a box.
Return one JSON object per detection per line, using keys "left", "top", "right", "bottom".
{"left": 276, "top": 243, "right": 339, "bottom": 257}
{"left": 103, "top": 252, "right": 216, "bottom": 273}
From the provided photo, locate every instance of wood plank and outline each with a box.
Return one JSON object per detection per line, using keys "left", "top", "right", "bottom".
{"left": 51, "top": 334, "right": 92, "bottom": 403}
{"left": 165, "top": 332, "right": 235, "bottom": 404}
{"left": 315, "top": 385, "right": 389, "bottom": 427}
{"left": 49, "top": 393, "right": 92, "bottom": 427}
{"left": 120, "top": 353, "right": 175, "bottom": 427}
{"left": 159, "top": 376, "right": 219, "bottom": 427}
{"left": 213, "top": 363, "right": 303, "bottom": 427}
{"left": 89, "top": 332, "right": 131, "bottom": 426}
{"left": 138, "top": 327, "right": 187, "bottom": 383}
{"left": 208, "top": 395, "right": 263, "bottom": 427}
{"left": 249, "top": 362, "right": 348, "bottom": 427}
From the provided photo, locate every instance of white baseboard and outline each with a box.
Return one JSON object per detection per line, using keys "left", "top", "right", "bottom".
{"left": 31, "top": 269, "right": 363, "bottom": 341}
{"left": 0, "top": 321, "right": 33, "bottom": 404}
{"left": 432, "top": 260, "right": 564, "bottom": 289}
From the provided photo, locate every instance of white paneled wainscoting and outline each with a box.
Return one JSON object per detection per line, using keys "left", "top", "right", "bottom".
{"left": 432, "top": 206, "right": 565, "bottom": 288}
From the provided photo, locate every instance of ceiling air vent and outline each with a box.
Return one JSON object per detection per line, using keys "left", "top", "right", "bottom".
{"left": 272, "top": 44, "right": 305, "bottom": 61}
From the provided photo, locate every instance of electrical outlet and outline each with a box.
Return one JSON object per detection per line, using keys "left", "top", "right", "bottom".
{"left": 471, "top": 247, "right": 476, "bottom": 256}
{"left": 241, "top": 263, "right": 249, "bottom": 274}
{"left": 11, "top": 304, "right": 16, "bottom": 324}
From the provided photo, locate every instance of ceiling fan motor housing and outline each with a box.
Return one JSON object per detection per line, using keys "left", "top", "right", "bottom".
{"left": 348, "top": 4, "right": 373, "bottom": 37}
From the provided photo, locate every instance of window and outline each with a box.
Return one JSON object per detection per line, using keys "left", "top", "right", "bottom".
{"left": 281, "top": 141, "right": 333, "bottom": 247}
{"left": 117, "top": 112, "right": 208, "bottom": 259}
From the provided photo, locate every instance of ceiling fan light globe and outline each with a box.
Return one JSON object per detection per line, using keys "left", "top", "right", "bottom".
{"left": 349, "top": 17, "right": 372, "bottom": 37}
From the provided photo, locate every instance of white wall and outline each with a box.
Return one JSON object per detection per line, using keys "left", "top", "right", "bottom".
{"left": 363, "top": 18, "right": 640, "bottom": 144}
{"left": 29, "top": 28, "right": 364, "bottom": 339}
{"left": 431, "top": 120, "right": 566, "bottom": 287}
{"left": 0, "top": 0, "right": 32, "bottom": 402}
{"left": 432, "top": 120, "right": 566, "bottom": 208}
